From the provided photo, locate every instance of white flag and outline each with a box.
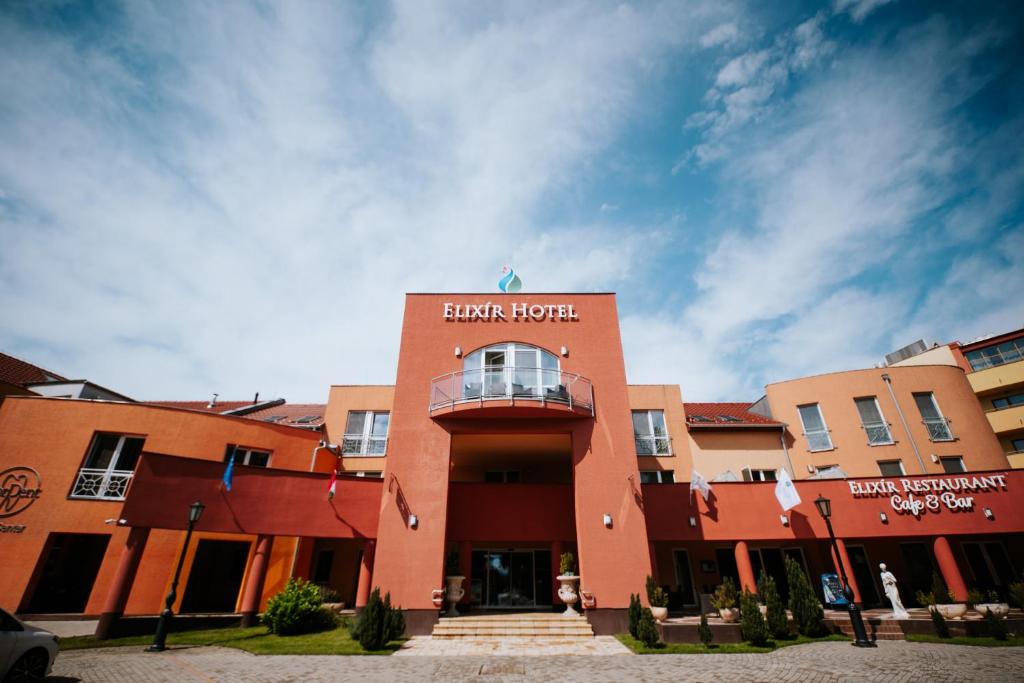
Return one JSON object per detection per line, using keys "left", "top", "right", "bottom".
{"left": 689, "top": 470, "right": 711, "bottom": 502}
{"left": 774, "top": 468, "right": 801, "bottom": 511}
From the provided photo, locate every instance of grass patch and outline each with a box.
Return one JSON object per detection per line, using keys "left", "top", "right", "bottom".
{"left": 616, "top": 633, "right": 849, "bottom": 654}
{"left": 60, "top": 622, "right": 404, "bottom": 655}
{"left": 906, "top": 633, "right": 1024, "bottom": 648}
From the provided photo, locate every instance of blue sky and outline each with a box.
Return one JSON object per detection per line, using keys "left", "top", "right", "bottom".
{"left": 1, "top": 0, "right": 1022, "bottom": 402}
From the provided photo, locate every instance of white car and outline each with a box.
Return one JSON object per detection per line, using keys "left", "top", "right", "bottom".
{"left": 0, "top": 609, "right": 58, "bottom": 682}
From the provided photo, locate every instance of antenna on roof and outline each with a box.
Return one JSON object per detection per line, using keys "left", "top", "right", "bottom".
{"left": 253, "top": 392, "right": 259, "bottom": 404}
{"left": 208, "top": 393, "right": 218, "bottom": 409}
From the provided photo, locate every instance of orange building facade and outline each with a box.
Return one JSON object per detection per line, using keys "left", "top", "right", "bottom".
{"left": 1, "top": 293, "right": 1021, "bottom": 636}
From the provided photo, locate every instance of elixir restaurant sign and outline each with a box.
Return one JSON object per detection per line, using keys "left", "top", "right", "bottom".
{"left": 0, "top": 467, "right": 42, "bottom": 533}
{"left": 443, "top": 302, "right": 579, "bottom": 322}
{"left": 848, "top": 473, "right": 1008, "bottom": 517}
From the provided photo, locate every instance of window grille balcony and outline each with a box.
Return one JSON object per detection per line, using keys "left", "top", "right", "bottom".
{"left": 805, "top": 430, "right": 833, "bottom": 452}
{"left": 862, "top": 421, "right": 894, "bottom": 445}
{"left": 341, "top": 434, "right": 388, "bottom": 456}
{"left": 634, "top": 435, "right": 672, "bottom": 456}
{"left": 923, "top": 417, "right": 954, "bottom": 442}
{"left": 429, "top": 367, "right": 593, "bottom": 414}
{"left": 70, "top": 468, "right": 135, "bottom": 500}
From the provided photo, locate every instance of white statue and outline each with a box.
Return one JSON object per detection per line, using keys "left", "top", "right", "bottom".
{"left": 879, "top": 563, "right": 909, "bottom": 619}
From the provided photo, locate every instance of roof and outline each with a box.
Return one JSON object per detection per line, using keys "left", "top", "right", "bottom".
{"left": 683, "top": 402, "right": 784, "bottom": 428}
{"left": 0, "top": 351, "right": 66, "bottom": 386}
{"left": 142, "top": 399, "right": 325, "bottom": 429}
{"left": 145, "top": 400, "right": 267, "bottom": 414}
{"left": 958, "top": 327, "right": 1024, "bottom": 352}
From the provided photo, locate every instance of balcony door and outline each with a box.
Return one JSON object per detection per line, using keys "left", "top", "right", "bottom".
{"left": 464, "top": 343, "right": 560, "bottom": 400}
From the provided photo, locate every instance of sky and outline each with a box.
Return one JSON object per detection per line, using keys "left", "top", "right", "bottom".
{"left": 1, "top": 0, "right": 1022, "bottom": 403}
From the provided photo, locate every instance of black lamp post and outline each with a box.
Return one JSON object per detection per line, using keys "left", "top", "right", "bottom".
{"left": 813, "top": 493, "right": 875, "bottom": 648}
{"left": 146, "top": 500, "right": 205, "bottom": 652}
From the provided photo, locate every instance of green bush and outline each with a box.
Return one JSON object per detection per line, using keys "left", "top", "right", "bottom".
{"left": 628, "top": 593, "right": 641, "bottom": 639}
{"left": 784, "top": 556, "right": 824, "bottom": 637}
{"left": 930, "top": 606, "right": 950, "bottom": 638}
{"left": 1008, "top": 582, "right": 1024, "bottom": 608}
{"left": 712, "top": 576, "right": 738, "bottom": 610}
{"left": 985, "top": 608, "right": 1008, "bottom": 641}
{"left": 559, "top": 552, "right": 576, "bottom": 576}
{"left": 646, "top": 575, "right": 668, "bottom": 608}
{"left": 740, "top": 589, "right": 769, "bottom": 646}
{"left": 262, "top": 578, "right": 337, "bottom": 636}
{"left": 349, "top": 587, "right": 404, "bottom": 650}
{"left": 758, "top": 572, "right": 789, "bottom": 640}
{"left": 636, "top": 607, "right": 660, "bottom": 648}
{"left": 966, "top": 588, "right": 984, "bottom": 607}
{"left": 698, "top": 611, "right": 713, "bottom": 647}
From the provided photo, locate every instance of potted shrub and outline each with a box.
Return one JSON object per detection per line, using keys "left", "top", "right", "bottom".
{"left": 973, "top": 589, "right": 1010, "bottom": 619}
{"left": 557, "top": 552, "right": 581, "bottom": 616}
{"left": 918, "top": 572, "right": 967, "bottom": 620}
{"left": 443, "top": 549, "right": 465, "bottom": 617}
{"left": 712, "top": 577, "right": 739, "bottom": 623}
{"left": 646, "top": 575, "right": 669, "bottom": 623}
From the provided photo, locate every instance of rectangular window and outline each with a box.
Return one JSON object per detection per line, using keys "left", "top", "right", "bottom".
{"left": 939, "top": 456, "right": 966, "bottom": 474}
{"left": 224, "top": 445, "right": 271, "bottom": 467}
{"left": 965, "top": 339, "right": 1024, "bottom": 371}
{"left": 639, "top": 470, "right": 675, "bottom": 484}
{"left": 991, "top": 393, "right": 1024, "bottom": 410}
{"left": 71, "top": 433, "right": 145, "bottom": 499}
{"left": 1012, "top": 438, "right": 1024, "bottom": 454}
{"left": 797, "top": 404, "right": 833, "bottom": 451}
{"left": 632, "top": 410, "right": 671, "bottom": 455}
{"left": 741, "top": 467, "right": 777, "bottom": 481}
{"left": 913, "top": 393, "right": 954, "bottom": 441}
{"left": 342, "top": 411, "right": 390, "bottom": 456}
{"left": 877, "top": 460, "right": 905, "bottom": 477}
{"left": 855, "top": 397, "right": 893, "bottom": 445}
{"left": 355, "top": 471, "right": 383, "bottom": 478}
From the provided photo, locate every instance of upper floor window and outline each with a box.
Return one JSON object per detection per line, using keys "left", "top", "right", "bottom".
{"left": 462, "top": 343, "right": 561, "bottom": 400}
{"left": 71, "top": 433, "right": 145, "bottom": 500}
{"left": 639, "top": 470, "right": 675, "bottom": 484}
{"left": 225, "top": 444, "right": 271, "bottom": 467}
{"left": 1010, "top": 438, "right": 1024, "bottom": 455}
{"left": 877, "top": 460, "right": 905, "bottom": 477}
{"left": 632, "top": 410, "right": 671, "bottom": 455}
{"left": 964, "top": 339, "right": 1024, "bottom": 371}
{"left": 940, "top": 456, "right": 966, "bottom": 474}
{"left": 854, "top": 397, "right": 893, "bottom": 445}
{"left": 342, "top": 411, "right": 389, "bottom": 456}
{"left": 913, "top": 392, "right": 954, "bottom": 441}
{"left": 797, "top": 404, "right": 833, "bottom": 452}
{"left": 741, "top": 467, "right": 777, "bottom": 482}
{"left": 991, "top": 393, "right": 1024, "bottom": 410}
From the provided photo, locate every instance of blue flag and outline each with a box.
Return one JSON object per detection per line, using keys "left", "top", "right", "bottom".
{"left": 222, "top": 448, "right": 235, "bottom": 491}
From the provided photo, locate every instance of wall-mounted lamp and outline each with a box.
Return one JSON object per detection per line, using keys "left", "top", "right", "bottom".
{"left": 780, "top": 515, "right": 789, "bottom": 527}
{"left": 602, "top": 513, "right": 613, "bottom": 528}
{"left": 454, "top": 346, "right": 462, "bottom": 358}
{"left": 688, "top": 516, "right": 697, "bottom": 527}
{"left": 560, "top": 345, "right": 569, "bottom": 357}
{"left": 931, "top": 454, "right": 940, "bottom": 464}
{"left": 408, "top": 514, "right": 419, "bottom": 529}
{"left": 983, "top": 507, "right": 994, "bottom": 520}
{"left": 879, "top": 512, "right": 889, "bottom": 524}
{"left": 806, "top": 464, "right": 815, "bottom": 473}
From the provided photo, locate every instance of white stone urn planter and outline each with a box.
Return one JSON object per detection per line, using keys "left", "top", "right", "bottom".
{"left": 930, "top": 603, "right": 968, "bottom": 620}
{"left": 974, "top": 603, "right": 1009, "bottom": 618}
{"left": 718, "top": 607, "right": 740, "bottom": 623}
{"left": 557, "top": 574, "right": 581, "bottom": 616}
{"left": 650, "top": 606, "right": 668, "bottom": 623}
{"left": 444, "top": 575, "right": 465, "bottom": 617}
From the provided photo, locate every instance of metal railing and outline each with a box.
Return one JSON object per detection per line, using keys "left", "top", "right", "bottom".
{"left": 805, "top": 430, "right": 834, "bottom": 452}
{"left": 634, "top": 435, "right": 672, "bottom": 455}
{"left": 70, "top": 468, "right": 135, "bottom": 500}
{"left": 341, "top": 434, "right": 388, "bottom": 456}
{"left": 923, "top": 417, "right": 954, "bottom": 441}
{"left": 429, "top": 367, "right": 594, "bottom": 414}
{"left": 862, "top": 421, "right": 894, "bottom": 445}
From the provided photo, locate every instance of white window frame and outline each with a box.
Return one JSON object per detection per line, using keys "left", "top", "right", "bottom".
{"left": 855, "top": 396, "right": 894, "bottom": 446}
{"left": 876, "top": 459, "right": 905, "bottom": 477}
{"left": 639, "top": 470, "right": 675, "bottom": 484}
{"left": 797, "top": 404, "right": 833, "bottom": 452}
{"left": 70, "top": 433, "right": 145, "bottom": 500}
{"left": 633, "top": 410, "right": 672, "bottom": 456}
{"left": 939, "top": 456, "right": 966, "bottom": 474}
{"left": 342, "top": 411, "right": 389, "bottom": 456}
{"left": 227, "top": 444, "right": 272, "bottom": 467}
{"left": 355, "top": 471, "right": 383, "bottom": 478}
{"left": 913, "top": 392, "right": 955, "bottom": 442}
{"left": 741, "top": 467, "right": 777, "bottom": 482}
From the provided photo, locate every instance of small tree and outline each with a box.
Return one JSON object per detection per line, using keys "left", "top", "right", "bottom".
{"left": 784, "top": 555, "right": 824, "bottom": 636}
{"left": 628, "top": 593, "right": 641, "bottom": 638}
{"left": 350, "top": 587, "right": 404, "bottom": 650}
{"left": 985, "top": 608, "right": 1008, "bottom": 641}
{"left": 930, "top": 605, "right": 950, "bottom": 638}
{"left": 559, "top": 552, "right": 576, "bottom": 576}
{"left": 740, "top": 589, "right": 769, "bottom": 646}
{"left": 646, "top": 575, "right": 668, "bottom": 608}
{"left": 758, "top": 572, "right": 789, "bottom": 640}
{"left": 636, "top": 607, "right": 660, "bottom": 648}
{"left": 698, "top": 611, "right": 714, "bottom": 647}
{"left": 712, "top": 576, "right": 738, "bottom": 611}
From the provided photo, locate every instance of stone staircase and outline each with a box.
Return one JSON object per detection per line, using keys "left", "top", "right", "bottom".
{"left": 828, "top": 615, "right": 906, "bottom": 641}
{"left": 431, "top": 612, "right": 595, "bottom": 639}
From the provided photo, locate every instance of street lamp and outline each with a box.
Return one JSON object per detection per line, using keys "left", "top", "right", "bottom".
{"left": 813, "top": 493, "right": 875, "bottom": 648}
{"left": 146, "top": 500, "right": 205, "bottom": 652}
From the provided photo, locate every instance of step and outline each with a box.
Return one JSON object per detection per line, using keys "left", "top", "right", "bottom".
{"left": 431, "top": 613, "right": 594, "bottom": 639}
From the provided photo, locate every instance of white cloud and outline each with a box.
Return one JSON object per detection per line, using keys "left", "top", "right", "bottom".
{"left": 700, "top": 22, "right": 741, "bottom": 49}
{"left": 834, "top": 0, "right": 896, "bottom": 23}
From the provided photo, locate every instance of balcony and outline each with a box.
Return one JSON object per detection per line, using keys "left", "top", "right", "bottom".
{"left": 341, "top": 434, "right": 388, "bottom": 456}
{"left": 70, "top": 468, "right": 134, "bottom": 500}
{"left": 429, "top": 367, "right": 593, "bottom": 418}
{"left": 987, "top": 403, "right": 1024, "bottom": 435}
{"left": 968, "top": 357, "right": 1024, "bottom": 394}
{"left": 922, "top": 417, "right": 955, "bottom": 441}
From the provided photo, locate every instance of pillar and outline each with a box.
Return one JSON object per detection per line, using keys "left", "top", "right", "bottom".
{"left": 551, "top": 540, "right": 564, "bottom": 606}
{"left": 355, "top": 540, "right": 376, "bottom": 608}
{"left": 933, "top": 536, "right": 968, "bottom": 602}
{"left": 95, "top": 527, "right": 150, "bottom": 639}
{"left": 240, "top": 535, "right": 274, "bottom": 628}
{"left": 735, "top": 541, "right": 757, "bottom": 594}
{"left": 830, "top": 538, "right": 862, "bottom": 605}
{"left": 458, "top": 540, "right": 472, "bottom": 605}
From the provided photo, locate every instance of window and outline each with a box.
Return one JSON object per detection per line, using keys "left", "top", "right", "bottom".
{"left": 1012, "top": 438, "right": 1024, "bottom": 454}
{"left": 71, "top": 433, "right": 145, "bottom": 499}
{"left": 483, "top": 471, "right": 521, "bottom": 483}
{"left": 717, "top": 415, "right": 742, "bottom": 423}
{"left": 964, "top": 339, "right": 1024, "bottom": 371}
{"left": 991, "top": 393, "right": 1024, "bottom": 410}
{"left": 742, "top": 468, "right": 777, "bottom": 482}
{"left": 224, "top": 445, "right": 270, "bottom": 467}
{"left": 797, "top": 404, "right": 833, "bottom": 451}
{"left": 913, "top": 393, "right": 954, "bottom": 441}
{"left": 262, "top": 415, "right": 286, "bottom": 423}
{"left": 940, "top": 456, "right": 966, "bottom": 474}
{"left": 462, "top": 343, "right": 561, "bottom": 400}
{"left": 815, "top": 464, "right": 839, "bottom": 475}
{"left": 855, "top": 397, "right": 893, "bottom": 445}
{"left": 639, "top": 470, "right": 675, "bottom": 484}
{"left": 355, "top": 471, "right": 383, "bottom": 478}
{"left": 294, "top": 415, "right": 321, "bottom": 424}
{"left": 632, "top": 410, "right": 671, "bottom": 455}
{"left": 688, "top": 415, "right": 712, "bottom": 423}
{"left": 877, "top": 460, "right": 905, "bottom": 477}
{"left": 342, "top": 411, "right": 389, "bottom": 455}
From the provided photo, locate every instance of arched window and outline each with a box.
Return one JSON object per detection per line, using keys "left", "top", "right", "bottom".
{"left": 461, "top": 343, "right": 561, "bottom": 400}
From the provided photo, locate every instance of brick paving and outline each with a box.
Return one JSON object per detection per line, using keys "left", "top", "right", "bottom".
{"left": 51, "top": 640, "right": 1024, "bottom": 682}
{"left": 394, "top": 635, "right": 631, "bottom": 656}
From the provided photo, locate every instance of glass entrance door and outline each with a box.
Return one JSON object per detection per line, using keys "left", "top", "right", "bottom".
{"left": 473, "top": 550, "right": 544, "bottom": 607}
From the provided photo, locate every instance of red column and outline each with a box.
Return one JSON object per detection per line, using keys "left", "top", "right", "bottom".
{"left": 551, "top": 540, "right": 564, "bottom": 604}
{"left": 240, "top": 535, "right": 274, "bottom": 627}
{"left": 355, "top": 540, "right": 376, "bottom": 608}
{"left": 830, "top": 538, "right": 862, "bottom": 605}
{"left": 458, "top": 540, "right": 472, "bottom": 605}
{"left": 735, "top": 541, "right": 757, "bottom": 594}
{"left": 95, "top": 527, "right": 150, "bottom": 639}
{"left": 933, "top": 536, "right": 968, "bottom": 602}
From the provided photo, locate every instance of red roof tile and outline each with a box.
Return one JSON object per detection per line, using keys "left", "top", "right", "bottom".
{"left": 683, "top": 402, "right": 783, "bottom": 427}
{"left": 142, "top": 399, "right": 325, "bottom": 428}
{"left": 0, "top": 352, "right": 67, "bottom": 386}
{"left": 144, "top": 400, "right": 262, "bottom": 414}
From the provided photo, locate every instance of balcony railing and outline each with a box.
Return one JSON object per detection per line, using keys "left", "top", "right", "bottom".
{"left": 923, "top": 417, "right": 954, "bottom": 441}
{"left": 341, "top": 434, "right": 388, "bottom": 456}
{"left": 635, "top": 435, "right": 672, "bottom": 455}
{"left": 805, "top": 430, "right": 834, "bottom": 452}
{"left": 429, "top": 367, "right": 594, "bottom": 414}
{"left": 70, "top": 468, "right": 134, "bottom": 500}
{"left": 862, "top": 421, "right": 894, "bottom": 445}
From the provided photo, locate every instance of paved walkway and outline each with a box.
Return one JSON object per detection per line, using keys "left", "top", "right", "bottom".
{"left": 51, "top": 640, "right": 1024, "bottom": 682}
{"left": 394, "top": 635, "right": 631, "bottom": 656}
{"left": 26, "top": 620, "right": 99, "bottom": 638}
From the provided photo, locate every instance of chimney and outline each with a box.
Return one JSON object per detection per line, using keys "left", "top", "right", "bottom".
{"left": 207, "top": 393, "right": 218, "bottom": 409}
{"left": 253, "top": 392, "right": 259, "bottom": 405}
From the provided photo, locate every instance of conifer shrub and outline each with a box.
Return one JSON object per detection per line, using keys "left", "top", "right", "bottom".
{"left": 784, "top": 555, "right": 824, "bottom": 636}
{"left": 628, "top": 593, "right": 641, "bottom": 639}
{"left": 636, "top": 607, "right": 660, "bottom": 648}
{"left": 262, "top": 578, "right": 337, "bottom": 635}
{"left": 349, "top": 587, "right": 405, "bottom": 650}
{"left": 740, "top": 589, "right": 769, "bottom": 646}
{"left": 698, "top": 611, "right": 713, "bottom": 647}
{"left": 758, "top": 572, "right": 789, "bottom": 640}
{"left": 930, "top": 605, "right": 950, "bottom": 638}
